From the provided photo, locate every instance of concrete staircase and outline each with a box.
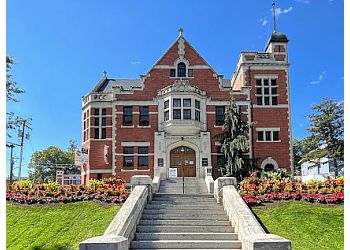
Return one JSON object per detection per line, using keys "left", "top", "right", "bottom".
{"left": 130, "top": 178, "right": 242, "bottom": 250}
{"left": 158, "top": 177, "right": 208, "bottom": 194}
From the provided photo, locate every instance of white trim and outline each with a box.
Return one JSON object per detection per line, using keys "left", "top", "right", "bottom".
{"left": 256, "top": 140, "right": 281, "bottom": 143}
{"left": 214, "top": 125, "right": 224, "bottom": 128}
{"left": 149, "top": 112, "right": 158, "bottom": 114}
{"left": 112, "top": 100, "right": 116, "bottom": 175}
{"left": 154, "top": 65, "right": 211, "bottom": 69}
{"left": 116, "top": 153, "right": 154, "bottom": 156}
{"left": 121, "top": 141, "right": 151, "bottom": 147}
{"left": 260, "top": 157, "right": 279, "bottom": 170}
{"left": 88, "top": 138, "right": 112, "bottom": 141}
{"left": 121, "top": 125, "right": 135, "bottom": 128}
{"left": 132, "top": 112, "right": 140, "bottom": 114}
{"left": 252, "top": 104, "right": 288, "bottom": 108}
{"left": 254, "top": 75, "right": 278, "bottom": 79}
{"left": 121, "top": 169, "right": 150, "bottom": 172}
{"left": 206, "top": 100, "right": 250, "bottom": 106}
{"left": 137, "top": 125, "right": 152, "bottom": 128}
{"left": 215, "top": 141, "right": 222, "bottom": 146}
{"left": 256, "top": 128, "right": 280, "bottom": 131}
{"left": 82, "top": 169, "right": 114, "bottom": 174}
{"left": 206, "top": 111, "right": 216, "bottom": 114}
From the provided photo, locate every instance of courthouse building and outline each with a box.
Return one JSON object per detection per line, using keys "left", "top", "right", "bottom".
{"left": 80, "top": 29, "right": 292, "bottom": 184}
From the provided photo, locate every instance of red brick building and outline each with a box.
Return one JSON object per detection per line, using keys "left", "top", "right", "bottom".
{"left": 80, "top": 30, "right": 293, "bottom": 184}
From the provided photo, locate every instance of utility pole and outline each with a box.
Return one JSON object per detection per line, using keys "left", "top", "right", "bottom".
{"left": 6, "top": 142, "right": 20, "bottom": 185}
{"left": 17, "top": 119, "right": 31, "bottom": 181}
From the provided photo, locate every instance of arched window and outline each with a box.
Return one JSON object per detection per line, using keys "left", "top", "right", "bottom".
{"left": 264, "top": 163, "right": 275, "bottom": 172}
{"left": 177, "top": 62, "right": 186, "bottom": 77}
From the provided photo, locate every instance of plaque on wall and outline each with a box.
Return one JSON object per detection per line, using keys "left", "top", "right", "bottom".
{"left": 202, "top": 158, "right": 208, "bottom": 167}
{"left": 158, "top": 158, "right": 164, "bottom": 167}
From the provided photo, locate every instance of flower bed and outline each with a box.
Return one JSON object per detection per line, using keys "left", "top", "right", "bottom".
{"left": 6, "top": 177, "right": 129, "bottom": 205}
{"left": 239, "top": 173, "right": 344, "bottom": 206}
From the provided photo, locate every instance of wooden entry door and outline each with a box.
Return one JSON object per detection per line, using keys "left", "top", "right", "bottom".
{"left": 170, "top": 146, "right": 196, "bottom": 177}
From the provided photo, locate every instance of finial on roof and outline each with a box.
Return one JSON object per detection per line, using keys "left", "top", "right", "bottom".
{"left": 103, "top": 70, "right": 107, "bottom": 78}
{"left": 179, "top": 28, "right": 184, "bottom": 36}
{"left": 272, "top": 3, "right": 277, "bottom": 33}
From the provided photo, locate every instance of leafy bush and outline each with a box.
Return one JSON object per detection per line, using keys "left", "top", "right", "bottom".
{"left": 6, "top": 176, "right": 129, "bottom": 205}
{"left": 240, "top": 172, "right": 344, "bottom": 206}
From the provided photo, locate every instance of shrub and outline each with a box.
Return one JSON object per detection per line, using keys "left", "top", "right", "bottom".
{"left": 240, "top": 172, "right": 344, "bottom": 206}
{"left": 6, "top": 176, "right": 129, "bottom": 205}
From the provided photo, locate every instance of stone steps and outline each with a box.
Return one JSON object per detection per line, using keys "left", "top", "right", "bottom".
{"left": 138, "top": 219, "right": 231, "bottom": 226}
{"left": 130, "top": 240, "right": 242, "bottom": 249}
{"left": 135, "top": 232, "right": 239, "bottom": 240}
{"left": 131, "top": 178, "right": 242, "bottom": 249}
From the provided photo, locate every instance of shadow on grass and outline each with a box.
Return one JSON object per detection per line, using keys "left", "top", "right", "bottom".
{"left": 250, "top": 208, "right": 270, "bottom": 233}
{"left": 32, "top": 244, "right": 71, "bottom": 250}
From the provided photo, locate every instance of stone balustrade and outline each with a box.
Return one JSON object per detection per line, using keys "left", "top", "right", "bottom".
{"left": 214, "top": 177, "right": 292, "bottom": 250}
{"left": 79, "top": 175, "right": 152, "bottom": 250}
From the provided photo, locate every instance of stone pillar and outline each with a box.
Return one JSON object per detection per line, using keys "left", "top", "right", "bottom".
{"left": 131, "top": 175, "right": 153, "bottom": 202}
{"left": 214, "top": 177, "right": 237, "bottom": 203}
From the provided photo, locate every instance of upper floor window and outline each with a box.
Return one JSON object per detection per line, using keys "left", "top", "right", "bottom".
{"left": 102, "top": 108, "right": 106, "bottom": 115}
{"left": 257, "top": 129, "right": 280, "bottom": 142}
{"left": 256, "top": 78, "right": 278, "bottom": 106}
{"left": 170, "top": 69, "right": 176, "bottom": 77}
{"left": 183, "top": 99, "right": 191, "bottom": 107}
{"left": 177, "top": 63, "right": 186, "bottom": 77}
{"left": 215, "top": 106, "right": 225, "bottom": 126}
{"left": 94, "top": 108, "right": 99, "bottom": 115}
{"left": 173, "top": 99, "right": 181, "bottom": 107}
{"left": 123, "top": 106, "right": 133, "bottom": 126}
{"left": 139, "top": 106, "right": 149, "bottom": 126}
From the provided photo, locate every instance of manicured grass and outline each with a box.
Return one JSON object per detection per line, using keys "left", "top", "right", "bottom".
{"left": 252, "top": 201, "right": 344, "bottom": 250}
{"left": 7, "top": 201, "right": 120, "bottom": 250}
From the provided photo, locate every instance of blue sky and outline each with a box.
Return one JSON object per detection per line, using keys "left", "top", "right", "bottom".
{"left": 6, "top": 0, "right": 344, "bottom": 177}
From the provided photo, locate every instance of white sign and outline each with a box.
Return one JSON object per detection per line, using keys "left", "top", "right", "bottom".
{"left": 168, "top": 168, "right": 178, "bottom": 178}
{"left": 75, "top": 147, "right": 89, "bottom": 166}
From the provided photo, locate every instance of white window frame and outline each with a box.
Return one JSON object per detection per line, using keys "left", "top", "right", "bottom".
{"left": 256, "top": 128, "right": 281, "bottom": 142}
{"left": 255, "top": 77, "right": 279, "bottom": 106}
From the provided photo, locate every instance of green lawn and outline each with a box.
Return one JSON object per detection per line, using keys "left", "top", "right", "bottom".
{"left": 252, "top": 201, "right": 344, "bottom": 250}
{"left": 7, "top": 201, "right": 120, "bottom": 250}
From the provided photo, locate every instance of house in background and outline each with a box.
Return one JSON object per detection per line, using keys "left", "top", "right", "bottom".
{"left": 300, "top": 157, "right": 344, "bottom": 182}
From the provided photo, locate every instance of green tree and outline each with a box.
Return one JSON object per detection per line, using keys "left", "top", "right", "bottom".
{"left": 306, "top": 98, "right": 344, "bottom": 176}
{"left": 6, "top": 55, "right": 28, "bottom": 136}
{"left": 28, "top": 144, "right": 75, "bottom": 183}
{"left": 293, "top": 136, "right": 319, "bottom": 174}
{"left": 221, "top": 98, "right": 250, "bottom": 180}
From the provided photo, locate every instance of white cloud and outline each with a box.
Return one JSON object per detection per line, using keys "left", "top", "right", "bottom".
{"left": 275, "top": 7, "right": 293, "bottom": 16}
{"left": 259, "top": 18, "right": 268, "bottom": 26}
{"left": 310, "top": 71, "right": 327, "bottom": 85}
{"left": 130, "top": 61, "right": 141, "bottom": 65}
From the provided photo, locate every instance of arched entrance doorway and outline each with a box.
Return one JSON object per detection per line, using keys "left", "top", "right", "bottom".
{"left": 170, "top": 146, "right": 196, "bottom": 177}
{"left": 264, "top": 163, "right": 275, "bottom": 172}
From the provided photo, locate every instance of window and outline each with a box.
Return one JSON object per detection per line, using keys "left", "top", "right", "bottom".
{"left": 256, "top": 78, "right": 278, "bottom": 106}
{"left": 170, "top": 69, "right": 176, "bottom": 77}
{"left": 101, "top": 128, "right": 106, "bottom": 139}
{"left": 188, "top": 69, "right": 193, "bottom": 77}
{"left": 195, "top": 110, "right": 200, "bottom": 121}
{"left": 164, "top": 100, "right": 169, "bottom": 109}
{"left": 83, "top": 121, "right": 86, "bottom": 130}
{"left": 138, "top": 147, "right": 148, "bottom": 154}
{"left": 123, "top": 147, "right": 134, "bottom": 168}
{"left": 94, "top": 108, "right": 99, "bottom": 115}
{"left": 177, "top": 62, "right": 186, "bottom": 77}
{"left": 139, "top": 106, "right": 149, "bottom": 126}
{"left": 195, "top": 100, "right": 200, "bottom": 109}
{"left": 94, "top": 128, "right": 99, "bottom": 139}
{"left": 183, "top": 99, "right": 191, "bottom": 107}
{"left": 102, "top": 108, "right": 106, "bottom": 115}
{"left": 173, "top": 109, "right": 181, "bottom": 120}
{"left": 102, "top": 117, "right": 106, "bottom": 126}
{"left": 164, "top": 111, "right": 169, "bottom": 121}
{"left": 94, "top": 118, "right": 99, "bottom": 126}
{"left": 257, "top": 129, "right": 280, "bottom": 142}
{"left": 215, "top": 106, "right": 225, "bottom": 126}
{"left": 183, "top": 109, "right": 191, "bottom": 120}
{"left": 123, "top": 147, "right": 134, "bottom": 154}
{"left": 202, "top": 158, "right": 208, "bottom": 166}
{"left": 138, "top": 156, "right": 149, "bottom": 167}
{"left": 97, "top": 173, "right": 103, "bottom": 180}
{"left": 123, "top": 106, "right": 133, "bottom": 126}
{"left": 173, "top": 99, "right": 181, "bottom": 107}
{"left": 123, "top": 156, "right": 134, "bottom": 167}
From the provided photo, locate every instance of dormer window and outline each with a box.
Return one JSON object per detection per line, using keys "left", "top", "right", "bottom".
{"left": 177, "top": 62, "right": 186, "bottom": 77}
